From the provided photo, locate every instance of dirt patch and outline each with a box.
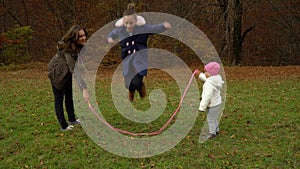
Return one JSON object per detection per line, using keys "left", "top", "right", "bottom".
{"left": 0, "top": 62, "right": 299, "bottom": 81}
{"left": 223, "top": 66, "right": 300, "bottom": 80}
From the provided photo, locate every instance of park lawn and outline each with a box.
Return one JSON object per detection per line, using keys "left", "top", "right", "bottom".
{"left": 0, "top": 63, "right": 299, "bottom": 168}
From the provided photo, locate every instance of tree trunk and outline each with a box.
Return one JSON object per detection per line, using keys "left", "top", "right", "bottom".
{"left": 232, "top": 0, "right": 243, "bottom": 65}
{"left": 219, "top": 0, "right": 243, "bottom": 65}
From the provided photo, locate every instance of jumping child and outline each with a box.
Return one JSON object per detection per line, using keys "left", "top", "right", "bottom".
{"left": 107, "top": 6, "right": 171, "bottom": 102}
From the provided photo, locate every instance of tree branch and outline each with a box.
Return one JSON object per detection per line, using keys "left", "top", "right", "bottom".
{"left": 240, "top": 25, "right": 255, "bottom": 45}
{"left": 1, "top": 0, "right": 23, "bottom": 26}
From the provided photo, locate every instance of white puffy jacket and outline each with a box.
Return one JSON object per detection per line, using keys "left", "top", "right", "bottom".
{"left": 198, "top": 73, "right": 224, "bottom": 111}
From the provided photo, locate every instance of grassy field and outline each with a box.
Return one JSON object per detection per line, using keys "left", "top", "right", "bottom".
{"left": 0, "top": 63, "right": 299, "bottom": 168}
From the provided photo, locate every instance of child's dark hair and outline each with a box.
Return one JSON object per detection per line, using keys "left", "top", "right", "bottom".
{"left": 123, "top": 3, "right": 137, "bottom": 19}
{"left": 127, "top": 3, "right": 135, "bottom": 10}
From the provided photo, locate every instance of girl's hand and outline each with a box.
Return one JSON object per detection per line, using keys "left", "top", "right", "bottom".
{"left": 163, "top": 22, "right": 172, "bottom": 29}
{"left": 107, "top": 37, "right": 115, "bottom": 44}
{"left": 194, "top": 69, "right": 200, "bottom": 75}
{"left": 205, "top": 72, "right": 210, "bottom": 78}
{"left": 199, "top": 72, "right": 207, "bottom": 81}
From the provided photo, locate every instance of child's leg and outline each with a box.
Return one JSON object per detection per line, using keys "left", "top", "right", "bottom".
{"left": 124, "top": 75, "right": 132, "bottom": 90}
{"left": 139, "top": 83, "right": 146, "bottom": 98}
{"left": 207, "top": 104, "right": 221, "bottom": 135}
{"left": 215, "top": 120, "right": 219, "bottom": 133}
{"left": 130, "top": 74, "right": 145, "bottom": 98}
{"left": 124, "top": 74, "right": 135, "bottom": 101}
{"left": 130, "top": 74, "right": 143, "bottom": 90}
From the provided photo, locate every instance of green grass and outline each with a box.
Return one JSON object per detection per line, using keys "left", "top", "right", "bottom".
{"left": 0, "top": 67, "right": 299, "bottom": 168}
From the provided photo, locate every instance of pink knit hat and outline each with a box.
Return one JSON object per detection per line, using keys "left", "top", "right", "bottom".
{"left": 204, "top": 62, "right": 220, "bottom": 75}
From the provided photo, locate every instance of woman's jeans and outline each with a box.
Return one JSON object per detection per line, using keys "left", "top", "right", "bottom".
{"left": 51, "top": 73, "right": 76, "bottom": 129}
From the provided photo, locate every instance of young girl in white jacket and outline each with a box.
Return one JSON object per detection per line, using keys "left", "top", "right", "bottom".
{"left": 196, "top": 62, "right": 224, "bottom": 139}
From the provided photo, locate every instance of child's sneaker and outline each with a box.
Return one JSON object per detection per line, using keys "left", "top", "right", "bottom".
{"left": 61, "top": 125, "right": 74, "bottom": 131}
{"left": 69, "top": 119, "right": 81, "bottom": 125}
{"left": 207, "top": 133, "right": 216, "bottom": 139}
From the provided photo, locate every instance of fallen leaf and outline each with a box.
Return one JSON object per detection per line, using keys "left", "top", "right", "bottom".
{"left": 263, "top": 153, "right": 272, "bottom": 157}
{"left": 208, "top": 154, "right": 215, "bottom": 160}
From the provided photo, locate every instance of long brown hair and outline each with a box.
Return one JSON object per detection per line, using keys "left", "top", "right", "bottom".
{"left": 59, "top": 25, "right": 87, "bottom": 52}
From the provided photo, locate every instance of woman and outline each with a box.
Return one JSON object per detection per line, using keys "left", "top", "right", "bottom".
{"left": 48, "top": 25, "right": 89, "bottom": 131}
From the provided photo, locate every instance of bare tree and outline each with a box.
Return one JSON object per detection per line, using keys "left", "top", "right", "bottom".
{"left": 265, "top": 0, "right": 300, "bottom": 65}
{"left": 218, "top": 0, "right": 256, "bottom": 65}
{"left": 1, "top": 0, "right": 23, "bottom": 26}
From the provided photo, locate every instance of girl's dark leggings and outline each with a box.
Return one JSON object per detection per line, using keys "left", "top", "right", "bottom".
{"left": 126, "top": 73, "right": 144, "bottom": 92}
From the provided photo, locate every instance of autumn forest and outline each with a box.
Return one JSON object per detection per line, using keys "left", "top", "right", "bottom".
{"left": 0, "top": 0, "right": 299, "bottom": 66}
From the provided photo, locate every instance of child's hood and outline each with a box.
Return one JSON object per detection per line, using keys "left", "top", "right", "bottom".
{"left": 206, "top": 75, "right": 224, "bottom": 89}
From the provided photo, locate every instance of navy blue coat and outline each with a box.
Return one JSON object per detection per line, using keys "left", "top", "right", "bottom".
{"left": 108, "top": 24, "right": 167, "bottom": 76}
